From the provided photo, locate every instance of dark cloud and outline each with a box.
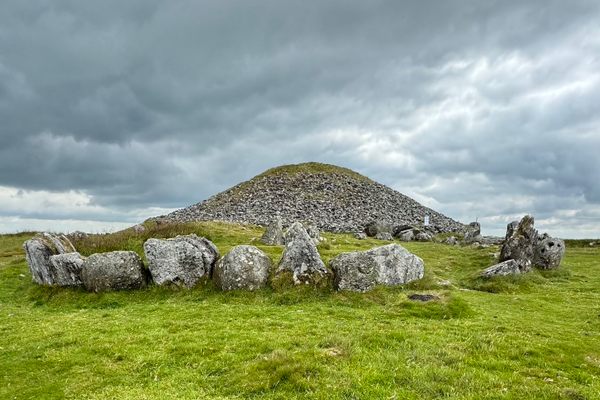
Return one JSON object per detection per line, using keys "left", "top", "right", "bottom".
{"left": 1, "top": 0, "right": 599, "bottom": 236}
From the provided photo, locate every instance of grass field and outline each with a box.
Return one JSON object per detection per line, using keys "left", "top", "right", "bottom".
{"left": 1, "top": 222, "right": 599, "bottom": 399}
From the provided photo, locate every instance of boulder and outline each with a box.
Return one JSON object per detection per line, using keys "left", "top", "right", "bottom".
{"left": 81, "top": 251, "right": 147, "bottom": 292}
{"left": 144, "top": 234, "right": 219, "bottom": 288}
{"left": 375, "top": 232, "right": 393, "bottom": 241}
{"left": 481, "top": 259, "right": 525, "bottom": 278}
{"left": 392, "top": 225, "right": 413, "bottom": 237}
{"left": 48, "top": 252, "right": 85, "bottom": 287}
{"left": 398, "top": 230, "right": 414, "bottom": 242}
{"left": 415, "top": 231, "right": 433, "bottom": 242}
{"left": 132, "top": 224, "right": 146, "bottom": 234}
{"left": 534, "top": 234, "right": 565, "bottom": 270}
{"left": 499, "top": 215, "right": 537, "bottom": 271}
{"left": 305, "top": 224, "right": 323, "bottom": 244}
{"left": 364, "top": 220, "right": 393, "bottom": 238}
{"left": 261, "top": 216, "right": 285, "bottom": 245}
{"left": 354, "top": 232, "right": 367, "bottom": 240}
{"left": 331, "top": 243, "right": 424, "bottom": 292}
{"left": 277, "top": 222, "right": 329, "bottom": 284}
{"left": 213, "top": 245, "right": 271, "bottom": 291}
{"left": 444, "top": 236, "right": 458, "bottom": 246}
{"left": 463, "top": 222, "right": 482, "bottom": 244}
{"left": 23, "top": 233, "right": 77, "bottom": 285}
{"left": 331, "top": 252, "right": 379, "bottom": 292}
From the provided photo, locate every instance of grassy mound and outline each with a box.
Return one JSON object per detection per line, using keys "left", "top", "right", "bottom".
{"left": 1, "top": 225, "right": 599, "bottom": 399}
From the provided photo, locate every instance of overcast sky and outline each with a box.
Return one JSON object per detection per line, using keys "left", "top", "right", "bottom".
{"left": 1, "top": 1, "right": 599, "bottom": 238}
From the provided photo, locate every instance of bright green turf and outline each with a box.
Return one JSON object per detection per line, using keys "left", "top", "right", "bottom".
{"left": 1, "top": 223, "right": 599, "bottom": 399}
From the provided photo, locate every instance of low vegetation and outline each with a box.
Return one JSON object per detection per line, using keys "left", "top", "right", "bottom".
{"left": 1, "top": 223, "right": 599, "bottom": 399}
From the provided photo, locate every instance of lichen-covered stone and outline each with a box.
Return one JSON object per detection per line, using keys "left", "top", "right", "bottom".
{"left": 331, "top": 244, "right": 424, "bottom": 292}
{"left": 214, "top": 245, "right": 271, "bottom": 291}
{"left": 534, "top": 235, "right": 565, "bottom": 270}
{"left": 499, "top": 215, "right": 537, "bottom": 271}
{"left": 48, "top": 252, "right": 85, "bottom": 287}
{"left": 23, "top": 233, "right": 77, "bottom": 285}
{"left": 81, "top": 251, "right": 147, "bottom": 292}
{"left": 277, "top": 222, "right": 329, "bottom": 285}
{"left": 260, "top": 216, "right": 285, "bottom": 245}
{"left": 375, "top": 232, "right": 393, "bottom": 241}
{"left": 481, "top": 259, "right": 525, "bottom": 278}
{"left": 144, "top": 234, "right": 219, "bottom": 288}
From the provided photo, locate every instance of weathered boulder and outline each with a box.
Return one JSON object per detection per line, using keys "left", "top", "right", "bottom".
{"left": 365, "top": 220, "right": 393, "bottom": 238}
{"left": 392, "top": 225, "right": 414, "bottom": 237}
{"left": 331, "top": 252, "right": 379, "bottom": 292}
{"left": 499, "top": 215, "right": 537, "bottom": 271}
{"left": 464, "top": 222, "right": 482, "bottom": 244}
{"left": 481, "top": 259, "right": 525, "bottom": 278}
{"left": 23, "top": 233, "right": 77, "bottom": 285}
{"left": 444, "top": 236, "right": 458, "bottom": 246}
{"left": 213, "top": 245, "right": 271, "bottom": 291}
{"left": 81, "top": 251, "right": 147, "bottom": 292}
{"left": 48, "top": 252, "right": 85, "bottom": 287}
{"left": 144, "top": 234, "right": 219, "bottom": 288}
{"left": 132, "top": 224, "right": 146, "bottom": 234}
{"left": 331, "top": 244, "right": 424, "bottom": 292}
{"left": 415, "top": 231, "right": 433, "bottom": 242}
{"left": 277, "top": 222, "right": 329, "bottom": 284}
{"left": 305, "top": 224, "right": 323, "bottom": 244}
{"left": 261, "top": 216, "right": 285, "bottom": 245}
{"left": 534, "top": 234, "right": 565, "bottom": 270}
{"left": 375, "top": 232, "right": 393, "bottom": 241}
{"left": 398, "top": 230, "right": 415, "bottom": 242}
{"left": 354, "top": 232, "right": 367, "bottom": 240}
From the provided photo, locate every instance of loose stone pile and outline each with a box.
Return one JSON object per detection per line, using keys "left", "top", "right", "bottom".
{"left": 154, "top": 163, "right": 464, "bottom": 234}
{"left": 23, "top": 222, "right": 425, "bottom": 293}
{"left": 481, "top": 215, "right": 565, "bottom": 278}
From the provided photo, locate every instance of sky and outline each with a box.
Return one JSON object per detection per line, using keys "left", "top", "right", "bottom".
{"left": 1, "top": 0, "right": 599, "bottom": 238}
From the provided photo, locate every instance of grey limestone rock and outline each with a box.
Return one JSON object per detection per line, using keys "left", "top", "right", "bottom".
{"left": 144, "top": 234, "right": 219, "bottom": 288}
{"left": 81, "top": 251, "right": 147, "bottom": 292}
{"left": 354, "top": 232, "right": 367, "bottom": 240}
{"left": 48, "top": 252, "right": 85, "bottom": 287}
{"left": 481, "top": 259, "right": 525, "bottom": 278}
{"left": 331, "top": 243, "right": 424, "bottom": 292}
{"left": 534, "top": 235, "right": 565, "bottom": 270}
{"left": 375, "top": 232, "right": 393, "bottom": 241}
{"left": 398, "top": 230, "right": 415, "bottom": 242}
{"left": 23, "top": 233, "right": 77, "bottom": 285}
{"left": 415, "top": 231, "right": 433, "bottom": 242}
{"left": 213, "top": 245, "right": 271, "bottom": 291}
{"left": 365, "top": 220, "right": 393, "bottom": 237}
{"left": 277, "top": 222, "right": 329, "bottom": 284}
{"left": 499, "top": 215, "right": 537, "bottom": 271}
{"left": 463, "top": 222, "right": 482, "bottom": 244}
{"left": 260, "top": 216, "right": 285, "bottom": 245}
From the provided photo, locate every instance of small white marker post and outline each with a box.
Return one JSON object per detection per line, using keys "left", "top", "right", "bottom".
{"left": 424, "top": 214, "right": 430, "bottom": 226}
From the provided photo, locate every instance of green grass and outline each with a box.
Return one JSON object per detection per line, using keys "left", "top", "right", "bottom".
{"left": 1, "top": 223, "right": 599, "bottom": 399}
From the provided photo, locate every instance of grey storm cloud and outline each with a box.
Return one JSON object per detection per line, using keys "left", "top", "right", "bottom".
{"left": 0, "top": 0, "right": 599, "bottom": 236}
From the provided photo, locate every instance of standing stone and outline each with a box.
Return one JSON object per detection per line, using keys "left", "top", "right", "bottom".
{"left": 305, "top": 224, "right": 322, "bottom": 244}
{"left": 213, "top": 245, "right": 271, "bottom": 291}
{"left": 534, "top": 234, "right": 565, "bottom": 270}
{"left": 331, "top": 244, "right": 424, "bottom": 292}
{"left": 277, "top": 222, "right": 329, "bottom": 285}
{"left": 144, "top": 234, "right": 219, "bottom": 288}
{"left": 261, "top": 216, "right": 285, "bottom": 245}
{"left": 48, "top": 252, "right": 85, "bottom": 287}
{"left": 23, "top": 233, "right": 77, "bottom": 285}
{"left": 464, "top": 222, "right": 482, "bottom": 244}
{"left": 499, "top": 215, "right": 538, "bottom": 271}
{"left": 81, "top": 251, "right": 147, "bottom": 292}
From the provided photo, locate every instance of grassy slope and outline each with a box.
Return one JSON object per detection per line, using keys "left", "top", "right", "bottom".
{"left": 0, "top": 223, "right": 599, "bottom": 400}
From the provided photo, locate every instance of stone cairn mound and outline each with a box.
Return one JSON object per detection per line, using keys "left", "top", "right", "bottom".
{"left": 152, "top": 162, "right": 464, "bottom": 234}
{"left": 23, "top": 219, "right": 426, "bottom": 293}
{"left": 481, "top": 215, "right": 565, "bottom": 278}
